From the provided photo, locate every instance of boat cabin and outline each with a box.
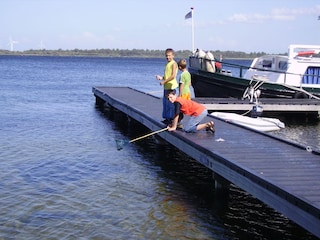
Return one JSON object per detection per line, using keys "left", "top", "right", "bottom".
{"left": 245, "top": 45, "right": 320, "bottom": 87}
{"left": 250, "top": 55, "right": 288, "bottom": 72}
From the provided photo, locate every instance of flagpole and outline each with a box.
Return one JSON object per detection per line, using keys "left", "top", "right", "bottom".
{"left": 191, "top": 7, "right": 194, "bottom": 52}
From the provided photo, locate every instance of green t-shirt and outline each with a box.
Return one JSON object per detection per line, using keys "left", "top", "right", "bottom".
{"left": 179, "top": 71, "right": 191, "bottom": 95}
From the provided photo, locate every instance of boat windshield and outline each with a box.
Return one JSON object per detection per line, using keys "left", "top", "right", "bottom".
{"left": 255, "top": 57, "right": 288, "bottom": 72}
{"left": 262, "top": 60, "right": 272, "bottom": 68}
{"left": 278, "top": 61, "right": 288, "bottom": 71}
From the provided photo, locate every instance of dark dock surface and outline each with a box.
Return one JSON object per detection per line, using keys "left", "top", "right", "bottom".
{"left": 195, "top": 97, "right": 320, "bottom": 114}
{"left": 93, "top": 86, "right": 320, "bottom": 238}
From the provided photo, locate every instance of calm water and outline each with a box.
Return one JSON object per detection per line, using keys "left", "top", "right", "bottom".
{"left": 0, "top": 55, "right": 319, "bottom": 239}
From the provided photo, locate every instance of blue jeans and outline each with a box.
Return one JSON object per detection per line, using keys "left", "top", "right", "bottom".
{"left": 184, "top": 109, "right": 208, "bottom": 133}
{"left": 162, "top": 89, "right": 176, "bottom": 120}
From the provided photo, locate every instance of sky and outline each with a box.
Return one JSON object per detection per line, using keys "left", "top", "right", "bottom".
{"left": 1, "top": 0, "right": 320, "bottom": 53}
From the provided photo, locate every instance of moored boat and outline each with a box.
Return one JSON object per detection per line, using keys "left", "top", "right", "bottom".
{"left": 189, "top": 45, "right": 320, "bottom": 99}
{"left": 210, "top": 111, "right": 285, "bottom": 132}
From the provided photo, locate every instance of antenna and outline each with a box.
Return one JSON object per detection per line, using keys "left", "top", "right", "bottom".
{"left": 8, "top": 36, "right": 18, "bottom": 51}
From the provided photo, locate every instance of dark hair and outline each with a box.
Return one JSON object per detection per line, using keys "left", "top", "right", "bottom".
{"left": 165, "top": 48, "right": 175, "bottom": 54}
{"left": 166, "top": 89, "right": 176, "bottom": 97}
{"left": 178, "top": 59, "right": 187, "bottom": 69}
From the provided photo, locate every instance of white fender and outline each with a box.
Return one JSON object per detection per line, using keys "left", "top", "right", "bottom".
{"left": 204, "top": 51, "right": 215, "bottom": 72}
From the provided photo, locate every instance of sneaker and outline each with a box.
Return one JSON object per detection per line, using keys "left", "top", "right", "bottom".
{"left": 177, "top": 123, "right": 183, "bottom": 129}
{"left": 206, "top": 121, "right": 215, "bottom": 133}
{"left": 161, "top": 119, "right": 172, "bottom": 125}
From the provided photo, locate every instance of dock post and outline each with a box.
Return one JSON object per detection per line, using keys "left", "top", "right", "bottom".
{"left": 95, "top": 95, "right": 105, "bottom": 107}
{"left": 212, "top": 172, "right": 230, "bottom": 193}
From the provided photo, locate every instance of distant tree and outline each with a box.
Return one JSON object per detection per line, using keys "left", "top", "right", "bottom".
{"left": 0, "top": 48, "right": 272, "bottom": 59}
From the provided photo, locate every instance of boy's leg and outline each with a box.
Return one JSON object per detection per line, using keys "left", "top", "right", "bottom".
{"left": 177, "top": 113, "right": 184, "bottom": 129}
{"left": 162, "top": 89, "right": 175, "bottom": 121}
{"left": 184, "top": 109, "right": 208, "bottom": 132}
{"left": 162, "top": 90, "right": 167, "bottom": 119}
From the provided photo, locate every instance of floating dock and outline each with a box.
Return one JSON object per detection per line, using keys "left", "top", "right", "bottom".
{"left": 195, "top": 97, "right": 320, "bottom": 116}
{"left": 93, "top": 86, "right": 320, "bottom": 238}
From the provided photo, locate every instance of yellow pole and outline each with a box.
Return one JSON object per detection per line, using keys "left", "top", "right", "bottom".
{"left": 129, "top": 127, "right": 168, "bottom": 143}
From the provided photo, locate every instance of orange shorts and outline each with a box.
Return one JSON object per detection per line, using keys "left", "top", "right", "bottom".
{"left": 180, "top": 92, "right": 191, "bottom": 100}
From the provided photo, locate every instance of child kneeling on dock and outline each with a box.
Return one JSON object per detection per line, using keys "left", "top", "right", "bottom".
{"left": 166, "top": 90, "right": 214, "bottom": 133}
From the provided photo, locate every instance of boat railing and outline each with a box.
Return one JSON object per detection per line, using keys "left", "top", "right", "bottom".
{"left": 189, "top": 56, "right": 251, "bottom": 78}
{"left": 247, "top": 67, "right": 320, "bottom": 86}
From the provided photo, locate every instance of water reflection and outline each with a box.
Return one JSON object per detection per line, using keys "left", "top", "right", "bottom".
{"left": 108, "top": 109, "right": 317, "bottom": 240}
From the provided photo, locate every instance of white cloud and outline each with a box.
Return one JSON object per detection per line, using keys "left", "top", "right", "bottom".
{"left": 228, "top": 6, "right": 319, "bottom": 23}
{"left": 272, "top": 6, "right": 320, "bottom": 16}
{"left": 228, "top": 14, "right": 249, "bottom": 22}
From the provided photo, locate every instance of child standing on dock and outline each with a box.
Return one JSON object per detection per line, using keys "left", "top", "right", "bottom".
{"left": 166, "top": 90, "right": 214, "bottom": 133}
{"left": 177, "top": 59, "right": 192, "bottom": 100}
{"left": 155, "top": 48, "right": 178, "bottom": 125}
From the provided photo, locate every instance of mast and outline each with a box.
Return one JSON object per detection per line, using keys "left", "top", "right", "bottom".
{"left": 191, "top": 7, "right": 194, "bottom": 52}
{"left": 185, "top": 7, "right": 195, "bottom": 52}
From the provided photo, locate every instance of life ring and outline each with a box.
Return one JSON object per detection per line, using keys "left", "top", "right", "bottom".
{"left": 296, "top": 51, "right": 314, "bottom": 57}
{"left": 293, "top": 91, "right": 308, "bottom": 99}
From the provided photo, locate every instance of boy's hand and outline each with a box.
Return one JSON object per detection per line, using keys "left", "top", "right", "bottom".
{"left": 155, "top": 75, "right": 163, "bottom": 80}
{"left": 168, "top": 124, "right": 177, "bottom": 132}
{"left": 167, "top": 125, "right": 176, "bottom": 131}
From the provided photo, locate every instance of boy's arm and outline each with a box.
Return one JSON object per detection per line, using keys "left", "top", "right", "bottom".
{"left": 179, "top": 83, "right": 184, "bottom": 97}
{"left": 168, "top": 115, "right": 179, "bottom": 131}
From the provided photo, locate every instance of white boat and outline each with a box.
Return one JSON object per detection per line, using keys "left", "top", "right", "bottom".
{"left": 244, "top": 44, "right": 320, "bottom": 99}
{"left": 210, "top": 112, "right": 285, "bottom": 132}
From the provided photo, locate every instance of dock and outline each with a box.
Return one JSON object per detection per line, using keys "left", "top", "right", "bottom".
{"left": 93, "top": 86, "right": 320, "bottom": 238}
{"left": 195, "top": 97, "right": 320, "bottom": 115}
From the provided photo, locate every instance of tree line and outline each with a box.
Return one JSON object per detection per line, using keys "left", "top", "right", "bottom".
{"left": 0, "top": 48, "right": 276, "bottom": 59}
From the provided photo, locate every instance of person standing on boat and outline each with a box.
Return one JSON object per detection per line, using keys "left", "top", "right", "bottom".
{"left": 214, "top": 54, "right": 223, "bottom": 73}
{"left": 155, "top": 48, "right": 178, "bottom": 125}
{"left": 166, "top": 90, "right": 215, "bottom": 133}
{"left": 177, "top": 59, "right": 192, "bottom": 100}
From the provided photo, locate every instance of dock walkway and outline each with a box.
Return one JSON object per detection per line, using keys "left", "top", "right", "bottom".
{"left": 93, "top": 86, "right": 320, "bottom": 238}
{"left": 196, "top": 97, "right": 320, "bottom": 114}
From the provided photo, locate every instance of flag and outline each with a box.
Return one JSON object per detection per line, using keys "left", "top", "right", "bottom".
{"left": 185, "top": 11, "right": 192, "bottom": 19}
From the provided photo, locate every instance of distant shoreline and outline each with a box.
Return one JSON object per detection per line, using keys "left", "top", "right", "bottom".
{"left": 0, "top": 49, "right": 270, "bottom": 59}
{"left": 0, "top": 54, "right": 253, "bottom": 61}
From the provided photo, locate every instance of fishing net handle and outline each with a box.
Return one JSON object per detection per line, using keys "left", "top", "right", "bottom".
{"left": 129, "top": 127, "right": 168, "bottom": 143}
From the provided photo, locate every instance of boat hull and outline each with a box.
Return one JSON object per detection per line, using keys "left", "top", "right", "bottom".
{"left": 190, "top": 67, "right": 320, "bottom": 99}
